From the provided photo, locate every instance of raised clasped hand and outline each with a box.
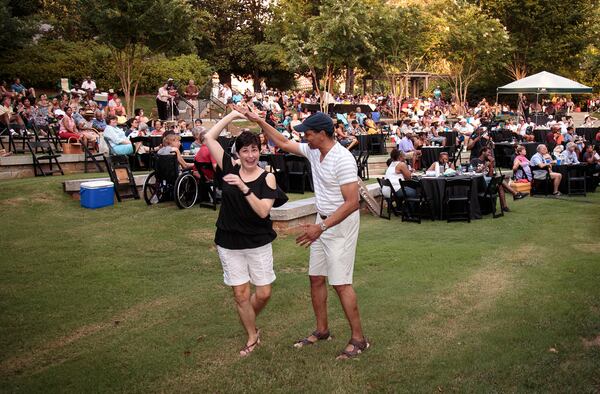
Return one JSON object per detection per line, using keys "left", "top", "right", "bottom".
{"left": 295, "top": 224, "right": 322, "bottom": 248}
{"left": 233, "top": 104, "right": 261, "bottom": 122}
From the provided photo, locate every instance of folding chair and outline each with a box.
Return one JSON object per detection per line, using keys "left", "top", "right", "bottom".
{"left": 377, "top": 177, "right": 400, "bottom": 220}
{"left": 358, "top": 151, "right": 370, "bottom": 180}
{"left": 106, "top": 154, "right": 139, "bottom": 201}
{"left": 26, "top": 141, "right": 64, "bottom": 176}
{"left": 530, "top": 165, "right": 552, "bottom": 196}
{"left": 443, "top": 178, "right": 472, "bottom": 222}
{"left": 194, "top": 162, "right": 218, "bottom": 210}
{"left": 399, "top": 179, "right": 434, "bottom": 224}
{"left": 478, "top": 174, "right": 505, "bottom": 218}
{"left": 285, "top": 155, "right": 312, "bottom": 194}
{"left": 566, "top": 164, "right": 586, "bottom": 196}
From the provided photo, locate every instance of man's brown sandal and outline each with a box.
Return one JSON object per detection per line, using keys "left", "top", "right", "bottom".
{"left": 336, "top": 337, "right": 370, "bottom": 360}
{"left": 293, "top": 330, "right": 332, "bottom": 348}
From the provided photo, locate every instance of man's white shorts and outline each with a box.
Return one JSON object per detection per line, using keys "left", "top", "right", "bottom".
{"left": 216, "top": 243, "right": 276, "bottom": 287}
{"left": 309, "top": 210, "right": 360, "bottom": 285}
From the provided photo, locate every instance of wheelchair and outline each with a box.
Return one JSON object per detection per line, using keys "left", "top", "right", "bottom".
{"left": 143, "top": 153, "right": 218, "bottom": 209}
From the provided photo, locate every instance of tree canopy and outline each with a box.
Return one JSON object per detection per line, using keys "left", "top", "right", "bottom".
{"left": 1, "top": 0, "right": 598, "bottom": 102}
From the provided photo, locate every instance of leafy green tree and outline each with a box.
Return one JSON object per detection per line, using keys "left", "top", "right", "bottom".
{"left": 578, "top": 6, "right": 600, "bottom": 91}
{"left": 84, "top": 0, "right": 196, "bottom": 114}
{"left": 432, "top": 1, "right": 510, "bottom": 112}
{"left": 0, "top": 0, "right": 38, "bottom": 52}
{"left": 372, "top": 3, "right": 436, "bottom": 118}
{"left": 476, "top": 0, "right": 598, "bottom": 78}
{"left": 280, "top": 0, "right": 374, "bottom": 109}
{"left": 192, "top": 0, "right": 293, "bottom": 91}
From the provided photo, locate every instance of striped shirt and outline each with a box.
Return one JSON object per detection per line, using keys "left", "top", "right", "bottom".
{"left": 299, "top": 142, "right": 358, "bottom": 216}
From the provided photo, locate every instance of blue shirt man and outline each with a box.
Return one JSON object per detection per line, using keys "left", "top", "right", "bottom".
{"left": 11, "top": 79, "right": 26, "bottom": 94}
{"left": 92, "top": 117, "right": 107, "bottom": 131}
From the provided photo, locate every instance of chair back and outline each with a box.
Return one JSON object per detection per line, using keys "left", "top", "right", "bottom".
{"left": 400, "top": 178, "right": 422, "bottom": 199}
{"left": 486, "top": 174, "right": 505, "bottom": 197}
{"left": 27, "top": 141, "right": 53, "bottom": 155}
{"left": 194, "top": 162, "right": 215, "bottom": 183}
{"left": 444, "top": 177, "right": 472, "bottom": 198}
{"left": 154, "top": 154, "right": 179, "bottom": 184}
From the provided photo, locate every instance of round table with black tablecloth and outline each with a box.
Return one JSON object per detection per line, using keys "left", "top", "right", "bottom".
{"left": 420, "top": 146, "right": 455, "bottom": 169}
{"left": 419, "top": 174, "right": 485, "bottom": 220}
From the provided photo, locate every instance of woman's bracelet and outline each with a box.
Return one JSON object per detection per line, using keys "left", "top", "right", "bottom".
{"left": 243, "top": 188, "right": 252, "bottom": 196}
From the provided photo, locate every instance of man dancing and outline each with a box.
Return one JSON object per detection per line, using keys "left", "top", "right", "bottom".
{"left": 238, "top": 106, "right": 369, "bottom": 359}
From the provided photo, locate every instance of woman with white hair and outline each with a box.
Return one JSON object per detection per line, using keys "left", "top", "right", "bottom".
{"left": 562, "top": 142, "right": 580, "bottom": 165}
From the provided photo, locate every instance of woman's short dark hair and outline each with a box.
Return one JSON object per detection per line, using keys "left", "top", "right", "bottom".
{"left": 386, "top": 148, "right": 404, "bottom": 166}
{"left": 106, "top": 115, "right": 117, "bottom": 122}
{"left": 235, "top": 130, "right": 261, "bottom": 152}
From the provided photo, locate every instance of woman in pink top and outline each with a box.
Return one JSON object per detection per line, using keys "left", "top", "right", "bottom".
{"left": 512, "top": 145, "right": 532, "bottom": 181}
{"left": 58, "top": 107, "right": 81, "bottom": 140}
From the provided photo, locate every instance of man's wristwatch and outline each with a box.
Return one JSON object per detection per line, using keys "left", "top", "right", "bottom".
{"left": 319, "top": 222, "right": 328, "bottom": 231}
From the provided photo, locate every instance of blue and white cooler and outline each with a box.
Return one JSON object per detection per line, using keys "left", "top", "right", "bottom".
{"left": 80, "top": 180, "right": 114, "bottom": 209}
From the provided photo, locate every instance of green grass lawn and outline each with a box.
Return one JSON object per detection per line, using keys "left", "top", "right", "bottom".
{"left": 1, "top": 176, "right": 599, "bottom": 392}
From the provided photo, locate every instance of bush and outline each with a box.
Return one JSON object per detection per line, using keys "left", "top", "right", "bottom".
{"left": 140, "top": 54, "right": 213, "bottom": 94}
{"left": 0, "top": 40, "right": 118, "bottom": 92}
{"left": 0, "top": 41, "right": 213, "bottom": 95}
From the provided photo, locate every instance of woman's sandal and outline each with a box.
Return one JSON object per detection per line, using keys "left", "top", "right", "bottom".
{"left": 239, "top": 329, "right": 261, "bottom": 357}
{"left": 336, "top": 337, "right": 370, "bottom": 360}
{"left": 293, "top": 330, "right": 332, "bottom": 348}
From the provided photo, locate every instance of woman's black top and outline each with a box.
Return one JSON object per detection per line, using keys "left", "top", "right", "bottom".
{"left": 215, "top": 151, "right": 286, "bottom": 250}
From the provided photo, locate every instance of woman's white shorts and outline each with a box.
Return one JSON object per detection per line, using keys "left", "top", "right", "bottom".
{"left": 216, "top": 243, "right": 276, "bottom": 287}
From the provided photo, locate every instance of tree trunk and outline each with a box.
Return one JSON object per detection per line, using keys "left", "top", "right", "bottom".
{"left": 253, "top": 72, "right": 261, "bottom": 93}
{"left": 218, "top": 71, "right": 232, "bottom": 86}
{"left": 345, "top": 67, "right": 355, "bottom": 94}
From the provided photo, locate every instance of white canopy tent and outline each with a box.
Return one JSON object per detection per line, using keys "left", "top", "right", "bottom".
{"left": 497, "top": 71, "right": 593, "bottom": 95}
{"left": 496, "top": 71, "right": 593, "bottom": 119}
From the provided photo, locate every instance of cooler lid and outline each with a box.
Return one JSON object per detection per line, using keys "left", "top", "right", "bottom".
{"left": 80, "top": 180, "right": 114, "bottom": 189}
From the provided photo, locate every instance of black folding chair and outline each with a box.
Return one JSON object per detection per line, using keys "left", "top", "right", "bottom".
{"left": 26, "top": 141, "right": 64, "bottom": 176}
{"left": 82, "top": 140, "right": 108, "bottom": 173}
{"left": 566, "top": 164, "right": 586, "bottom": 196}
{"left": 530, "top": 165, "right": 552, "bottom": 196}
{"left": 443, "top": 177, "right": 472, "bottom": 222}
{"left": 285, "top": 155, "right": 312, "bottom": 194}
{"left": 377, "top": 177, "right": 400, "bottom": 220}
{"left": 399, "top": 178, "right": 433, "bottom": 224}
{"left": 106, "top": 154, "right": 139, "bottom": 201}
{"left": 194, "top": 162, "right": 218, "bottom": 210}
{"left": 359, "top": 151, "right": 370, "bottom": 180}
{"left": 479, "top": 174, "right": 505, "bottom": 218}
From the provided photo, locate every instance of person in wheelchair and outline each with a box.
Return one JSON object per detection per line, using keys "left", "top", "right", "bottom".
{"left": 157, "top": 133, "right": 194, "bottom": 171}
